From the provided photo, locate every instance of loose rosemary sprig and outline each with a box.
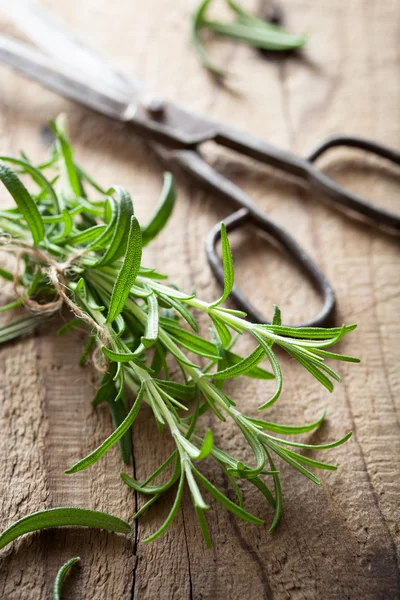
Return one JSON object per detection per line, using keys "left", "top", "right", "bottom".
{"left": 192, "top": 0, "right": 306, "bottom": 77}
{"left": 0, "top": 116, "right": 359, "bottom": 549}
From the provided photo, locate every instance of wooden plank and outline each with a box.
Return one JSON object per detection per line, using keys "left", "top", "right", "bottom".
{"left": 0, "top": 0, "right": 399, "bottom": 598}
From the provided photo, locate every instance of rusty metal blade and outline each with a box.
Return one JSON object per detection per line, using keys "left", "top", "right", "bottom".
{"left": 0, "top": 0, "right": 141, "bottom": 98}
{"left": 0, "top": 34, "right": 135, "bottom": 120}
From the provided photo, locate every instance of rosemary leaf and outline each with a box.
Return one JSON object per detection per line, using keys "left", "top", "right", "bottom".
{"left": 53, "top": 556, "right": 80, "bottom": 600}
{"left": 142, "top": 172, "right": 176, "bottom": 246}
{"left": 107, "top": 216, "right": 142, "bottom": 323}
{"left": 0, "top": 160, "right": 44, "bottom": 245}
{"left": 0, "top": 507, "right": 131, "bottom": 550}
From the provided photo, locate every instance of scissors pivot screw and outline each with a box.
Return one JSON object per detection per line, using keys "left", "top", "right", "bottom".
{"left": 141, "top": 93, "right": 165, "bottom": 119}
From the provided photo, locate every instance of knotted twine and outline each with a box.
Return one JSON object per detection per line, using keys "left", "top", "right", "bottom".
{"left": 0, "top": 236, "right": 109, "bottom": 371}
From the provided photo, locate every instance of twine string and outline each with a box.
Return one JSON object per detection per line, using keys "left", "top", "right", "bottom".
{"left": 0, "top": 237, "right": 109, "bottom": 370}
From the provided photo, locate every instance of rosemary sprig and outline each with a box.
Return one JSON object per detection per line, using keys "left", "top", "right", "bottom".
{"left": 0, "top": 116, "right": 359, "bottom": 550}
{"left": 192, "top": 0, "right": 306, "bottom": 77}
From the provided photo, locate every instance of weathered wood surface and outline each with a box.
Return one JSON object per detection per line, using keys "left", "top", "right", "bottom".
{"left": 0, "top": 0, "right": 399, "bottom": 598}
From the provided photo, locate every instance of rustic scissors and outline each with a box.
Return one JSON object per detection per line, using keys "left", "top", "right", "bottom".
{"left": 0, "top": 1, "right": 399, "bottom": 327}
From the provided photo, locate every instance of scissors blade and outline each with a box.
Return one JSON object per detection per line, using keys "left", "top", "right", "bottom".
{"left": 0, "top": 0, "right": 141, "bottom": 98}
{"left": 0, "top": 33, "right": 135, "bottom": 121}
{"left": 0, "top": 1, "right": 219, "bottom": 147}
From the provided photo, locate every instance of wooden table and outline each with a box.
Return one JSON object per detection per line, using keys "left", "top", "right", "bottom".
{"left": 0, "top": 1, "right": 399, "bottom": 598}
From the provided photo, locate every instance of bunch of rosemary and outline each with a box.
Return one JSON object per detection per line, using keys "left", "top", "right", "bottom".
{"left": 0, "top": 117, "right": 358, "bottom": 562}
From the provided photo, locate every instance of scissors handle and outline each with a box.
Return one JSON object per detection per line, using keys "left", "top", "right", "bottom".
{"left": 197, "top": 132, "right": 400, "bottom": 326}
{"left": 216, "top": 126, "right": 400, "bottom": 233}
{"left": 157, "top": 130, "right": 400, "bottom": 325}
{"left": 307, "top": 134, "right": 400, "bottom": 164}
{"left": 156, "top": 146, "right": 335, "bottom": 328}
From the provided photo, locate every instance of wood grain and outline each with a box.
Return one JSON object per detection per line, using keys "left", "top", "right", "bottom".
{"left": 0, "top": 0, "right": 399, "bottom": 598}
